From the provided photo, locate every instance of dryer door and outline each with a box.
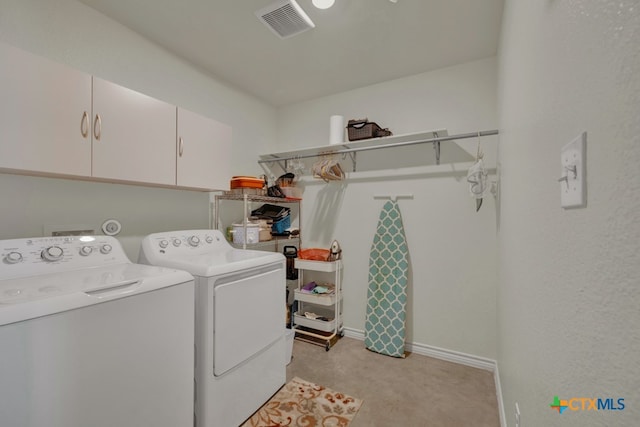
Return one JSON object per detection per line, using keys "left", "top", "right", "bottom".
{"left": 213, "top": 262, "right": 284, "bottom": 376}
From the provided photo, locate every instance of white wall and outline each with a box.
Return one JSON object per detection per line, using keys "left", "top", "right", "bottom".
{"left": 0, "top": 0, "right": 276, "bottom": 258}
{"left": 497, "top": 1, "right": 640, "bottom": 425}
{"left": 277, "top": 58, "right": 499, "bottom": 359}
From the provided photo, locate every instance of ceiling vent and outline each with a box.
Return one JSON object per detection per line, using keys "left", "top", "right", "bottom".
{"left": 255, "top": 0, "right": 315, "bottom": 39}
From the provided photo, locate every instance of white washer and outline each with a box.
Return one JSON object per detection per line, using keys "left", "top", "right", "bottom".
{"left": 139, "top": 229, "right": 286, "bottom": 427}
{"left": 0, "top": 235, "right": 195, "bottom": 427}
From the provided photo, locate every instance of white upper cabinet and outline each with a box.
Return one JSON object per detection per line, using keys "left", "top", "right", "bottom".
{"left": 1, "top": 42, "right": 232, "bottom": 190}
{"left": 91, "top": 77, "right": 176, "bottom": 186}
{"left": 0, "top": 42, "right": 92, "bottom": 176}
{"left": 177, "top": 108, "right": 231, "bottom": 190}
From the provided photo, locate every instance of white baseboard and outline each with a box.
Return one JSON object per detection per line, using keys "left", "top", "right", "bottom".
{"left": 343, "top": 327, "right": 494, "bottom": 370}
{"left": 342, "top": 327, "right": 506, "bottom": 427}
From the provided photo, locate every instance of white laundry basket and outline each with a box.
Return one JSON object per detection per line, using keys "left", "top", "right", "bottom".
{"left": 285, "top": 328, "right": 295, "bottom": 365}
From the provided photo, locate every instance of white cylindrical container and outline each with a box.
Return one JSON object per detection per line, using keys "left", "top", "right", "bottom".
{"left": 329, "top": 115, "right": 344, "bottom": 145}
{"left": 232, "top": 222, "right": 260, "bottom": 245}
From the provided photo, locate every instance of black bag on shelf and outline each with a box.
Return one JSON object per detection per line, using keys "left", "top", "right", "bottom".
{"left": 267, "top": 184, "right": 286, "bottom": 198}
{"left": 251, "top": 204, "right": 290, "bottom": 220}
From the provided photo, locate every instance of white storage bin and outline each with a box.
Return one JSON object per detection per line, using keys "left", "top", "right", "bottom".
{"left": 294, "top": 312, "right": 337, "bottom": 333}
{"left": 294, "top": 289, "right": 339, "bottom": 306}
{"left": 231, "top": 222, "right": 260, "bottom": 244}
{"left": 294, "top": 259, "right": 341, "bottom": 272}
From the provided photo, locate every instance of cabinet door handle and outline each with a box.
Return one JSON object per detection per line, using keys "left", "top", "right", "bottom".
{"left": 93, "top": 114, "right": 102, "bottom": 141}
{"left": 179, "top": 137, "right": 184, "bottom": 157}
{"left": 80, "top": 111, "right": 89, "bottom": 138}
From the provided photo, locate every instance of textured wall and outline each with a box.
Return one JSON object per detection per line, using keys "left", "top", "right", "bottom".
{"left": 497, "top": 1, "right": 640, "bottom": 425}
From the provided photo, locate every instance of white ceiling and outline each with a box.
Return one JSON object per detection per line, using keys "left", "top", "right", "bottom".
{"left": 78, "top": 0, "right": 504, "bottom": 107}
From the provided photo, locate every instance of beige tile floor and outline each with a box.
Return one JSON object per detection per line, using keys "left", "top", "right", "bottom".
{"left": 286, "top": 336, "right": 500, "bottom": 427}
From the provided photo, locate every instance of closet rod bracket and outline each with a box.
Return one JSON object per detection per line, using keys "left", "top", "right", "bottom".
{"left": 348, "top": 152, "right": 357, "bottom": 172}
{"left": 276, "top": 160, "right": 286, "bottom": 173}
{"left": 433, "top": 131, "right": 441, "bottom": 165}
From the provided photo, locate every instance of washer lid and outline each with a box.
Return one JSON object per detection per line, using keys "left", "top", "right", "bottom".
{"left": 0, "top": 263, "right": 193, "bottom": 326}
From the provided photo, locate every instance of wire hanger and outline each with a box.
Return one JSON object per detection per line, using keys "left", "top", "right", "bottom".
{"left": 476, "top": 132, "right": 483, "bottom": 161}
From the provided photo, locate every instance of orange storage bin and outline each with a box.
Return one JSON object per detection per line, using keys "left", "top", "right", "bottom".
{"left": 298, "top": 248, "right": 330, "bottom": 261}
{"left": 230, "top": 176, "right": 264, "bottom": 189}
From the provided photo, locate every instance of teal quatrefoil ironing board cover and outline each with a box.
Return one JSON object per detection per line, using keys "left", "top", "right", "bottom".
{"left": 364, "top": 200, "right": 409, "bottom": 358}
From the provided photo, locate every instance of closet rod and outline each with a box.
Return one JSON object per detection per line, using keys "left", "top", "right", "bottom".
{"left": 373, "top": 194, "right": 414, "bottom": 202}
{"left": 257, "top": 129, "right": 498, "bottom": 164}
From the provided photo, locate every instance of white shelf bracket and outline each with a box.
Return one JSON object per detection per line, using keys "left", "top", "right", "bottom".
{"left": 348, "top": 152, "right": 356, "bottom": 172}
{"left": 433, "top": 131, "right": 441, "bottom": 165}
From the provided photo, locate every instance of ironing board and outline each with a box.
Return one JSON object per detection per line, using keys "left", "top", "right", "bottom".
{"left": 364, "top": 200, "right": 409, "bottom": 358}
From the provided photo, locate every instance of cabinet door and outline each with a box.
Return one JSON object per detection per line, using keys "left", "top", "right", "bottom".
{"left": 176, "top": 108, "right": 231, "bottom": 190}
{"left": 92, "top": 77, "right": 176, "bottom": 185}
{"left": 0, "top": 42, "right": 92, "bottom": 176}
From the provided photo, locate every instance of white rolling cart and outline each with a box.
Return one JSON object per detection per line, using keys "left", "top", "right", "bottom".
{"left": 292, "top": 259, "right": 343, "bottom": 351}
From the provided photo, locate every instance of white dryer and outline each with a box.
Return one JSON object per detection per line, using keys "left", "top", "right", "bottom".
{"left": 139, "top": 229, "right": 286, "bottom": 427}
{"left": 0, "top": 235, "right": 195, "bottom": 427}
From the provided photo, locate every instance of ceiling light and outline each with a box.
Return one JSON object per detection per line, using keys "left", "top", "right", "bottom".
{"left": 312, "top": 0, "right": 335, "bottom": 9}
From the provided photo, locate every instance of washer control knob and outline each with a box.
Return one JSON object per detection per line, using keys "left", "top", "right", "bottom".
{"left": 188, "top": 236, "right": 200, "bottom": 247}
{"left": 205, "top": 235, "right": 214, "bottom": 244}
{"left": 100, "top": 244, "right": 112, "bottom": 254}
{"left": 5, "top": 251, "right": 23, "bottom": 264}
{"left": 79, "top": 246, "right": 93, "bottom": 256}
{"left": 41, "top": 246, "right": 64, "bottom": 262}
{"left": 172, "top": 239, "right": 182, "bottom": 247}
{"left": 159, "top": 239, "right": 169, "bottom": 249}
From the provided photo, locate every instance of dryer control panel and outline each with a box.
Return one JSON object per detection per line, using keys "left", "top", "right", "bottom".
{"left": 138, "top": 229, "right": 284, "bottom": 278}
{"left": 141, "top": 230, "right": 228, "bottom": 256}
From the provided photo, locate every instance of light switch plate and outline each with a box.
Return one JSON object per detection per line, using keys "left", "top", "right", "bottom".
{"left": 560, "top": 132, "right": 587, "bottom": 209}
